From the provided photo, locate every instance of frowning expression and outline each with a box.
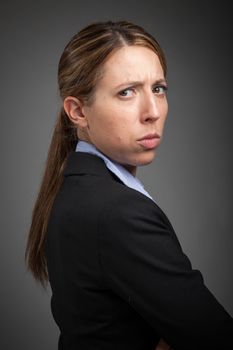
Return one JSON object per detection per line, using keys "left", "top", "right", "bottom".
{"left": 81, "top": 45, "right": 168, "bottom": 174}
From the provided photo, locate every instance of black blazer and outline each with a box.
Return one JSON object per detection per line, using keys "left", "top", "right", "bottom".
{"left": 45, "top": 151, "right": 233, "bottom": 350}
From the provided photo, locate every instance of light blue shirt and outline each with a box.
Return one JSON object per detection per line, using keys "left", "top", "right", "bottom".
{"left": 75, "top": 141, "right": 154, "bottom": 201}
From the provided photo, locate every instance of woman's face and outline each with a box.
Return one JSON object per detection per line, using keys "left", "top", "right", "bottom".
{"left": 81, "top": 45, "right": 168, "bottom": 174}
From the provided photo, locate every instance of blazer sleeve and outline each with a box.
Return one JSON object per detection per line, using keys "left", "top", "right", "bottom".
{"left": 99, "top": 191, "right": 233, "bottom": 350}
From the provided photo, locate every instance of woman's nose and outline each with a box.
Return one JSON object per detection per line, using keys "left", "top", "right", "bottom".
{"left": 140, "top": 92, "right": 160, "bottom": 123}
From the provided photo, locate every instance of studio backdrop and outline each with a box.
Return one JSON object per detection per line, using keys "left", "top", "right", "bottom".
{"left": 1, "top": 1, "right": 232, "bottom": 349}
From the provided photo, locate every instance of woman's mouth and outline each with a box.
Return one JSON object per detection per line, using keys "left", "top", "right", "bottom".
{"left": 137, "top": 134, "right": 161, "bottom": 149}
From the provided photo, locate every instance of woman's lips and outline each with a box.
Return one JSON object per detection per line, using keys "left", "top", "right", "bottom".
{"left": 137, "top": 134, "right": 161, "bottom": 149}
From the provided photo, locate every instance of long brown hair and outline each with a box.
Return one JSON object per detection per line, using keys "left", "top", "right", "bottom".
{"left": 25, "top": 20, "right": 167, "bottom": 286}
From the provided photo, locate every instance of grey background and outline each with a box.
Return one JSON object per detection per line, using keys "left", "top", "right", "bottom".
{"left": 1, "top": 0, "right": 233, "bottom": 348}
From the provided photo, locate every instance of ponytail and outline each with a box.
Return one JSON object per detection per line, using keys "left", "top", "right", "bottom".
{"left": 25, "top": 109, "right": 77, "bottom": 286}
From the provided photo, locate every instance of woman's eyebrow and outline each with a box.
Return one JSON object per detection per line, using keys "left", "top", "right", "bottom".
{"left": 114, "top": 78, "right": 167, "bottom": 89}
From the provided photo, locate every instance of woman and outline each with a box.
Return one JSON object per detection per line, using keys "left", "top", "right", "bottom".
{"left": 25, "top": 21, "right": 233, "bottom": 349}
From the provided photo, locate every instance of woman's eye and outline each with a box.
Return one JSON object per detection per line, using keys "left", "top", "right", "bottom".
{"left": 153, "top": 85, "right": 168, "bottom": 95}
{"left": 118, "top": 88, "right": 134, "bottom": 97}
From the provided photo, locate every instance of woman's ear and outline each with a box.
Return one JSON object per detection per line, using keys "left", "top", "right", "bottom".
{"left": 63, "top": 96, "right": 88, "bottom": 128}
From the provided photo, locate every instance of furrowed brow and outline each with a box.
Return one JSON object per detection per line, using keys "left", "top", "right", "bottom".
{"left": 115, "top": 78, "right": 167, "bottom": 90}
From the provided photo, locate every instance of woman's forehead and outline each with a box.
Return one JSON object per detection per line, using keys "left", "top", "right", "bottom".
{"left": 98, "top": 46, "right": 164, "bottom": 89}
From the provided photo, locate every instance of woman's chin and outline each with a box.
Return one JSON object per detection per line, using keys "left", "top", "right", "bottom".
{"left": 137, "top": 149, "right": 157, "bottom": 166}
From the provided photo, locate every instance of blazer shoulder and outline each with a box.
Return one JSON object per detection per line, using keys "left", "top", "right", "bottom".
{"left": 97, "top": 179, "right": 175, "bottom": 232}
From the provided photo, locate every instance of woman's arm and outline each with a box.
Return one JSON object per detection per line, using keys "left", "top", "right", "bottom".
{"left": 99, "top": 190, "right": 233, "bottom": 349}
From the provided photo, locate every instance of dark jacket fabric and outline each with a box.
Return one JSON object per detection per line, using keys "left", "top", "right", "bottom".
{"left": 45, "top": 151, "right": 233, "bottom": 350}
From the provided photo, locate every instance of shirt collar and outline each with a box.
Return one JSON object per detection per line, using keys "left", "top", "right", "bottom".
{"left": 75, "top": 141, "right": 154, "bottom": 201}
